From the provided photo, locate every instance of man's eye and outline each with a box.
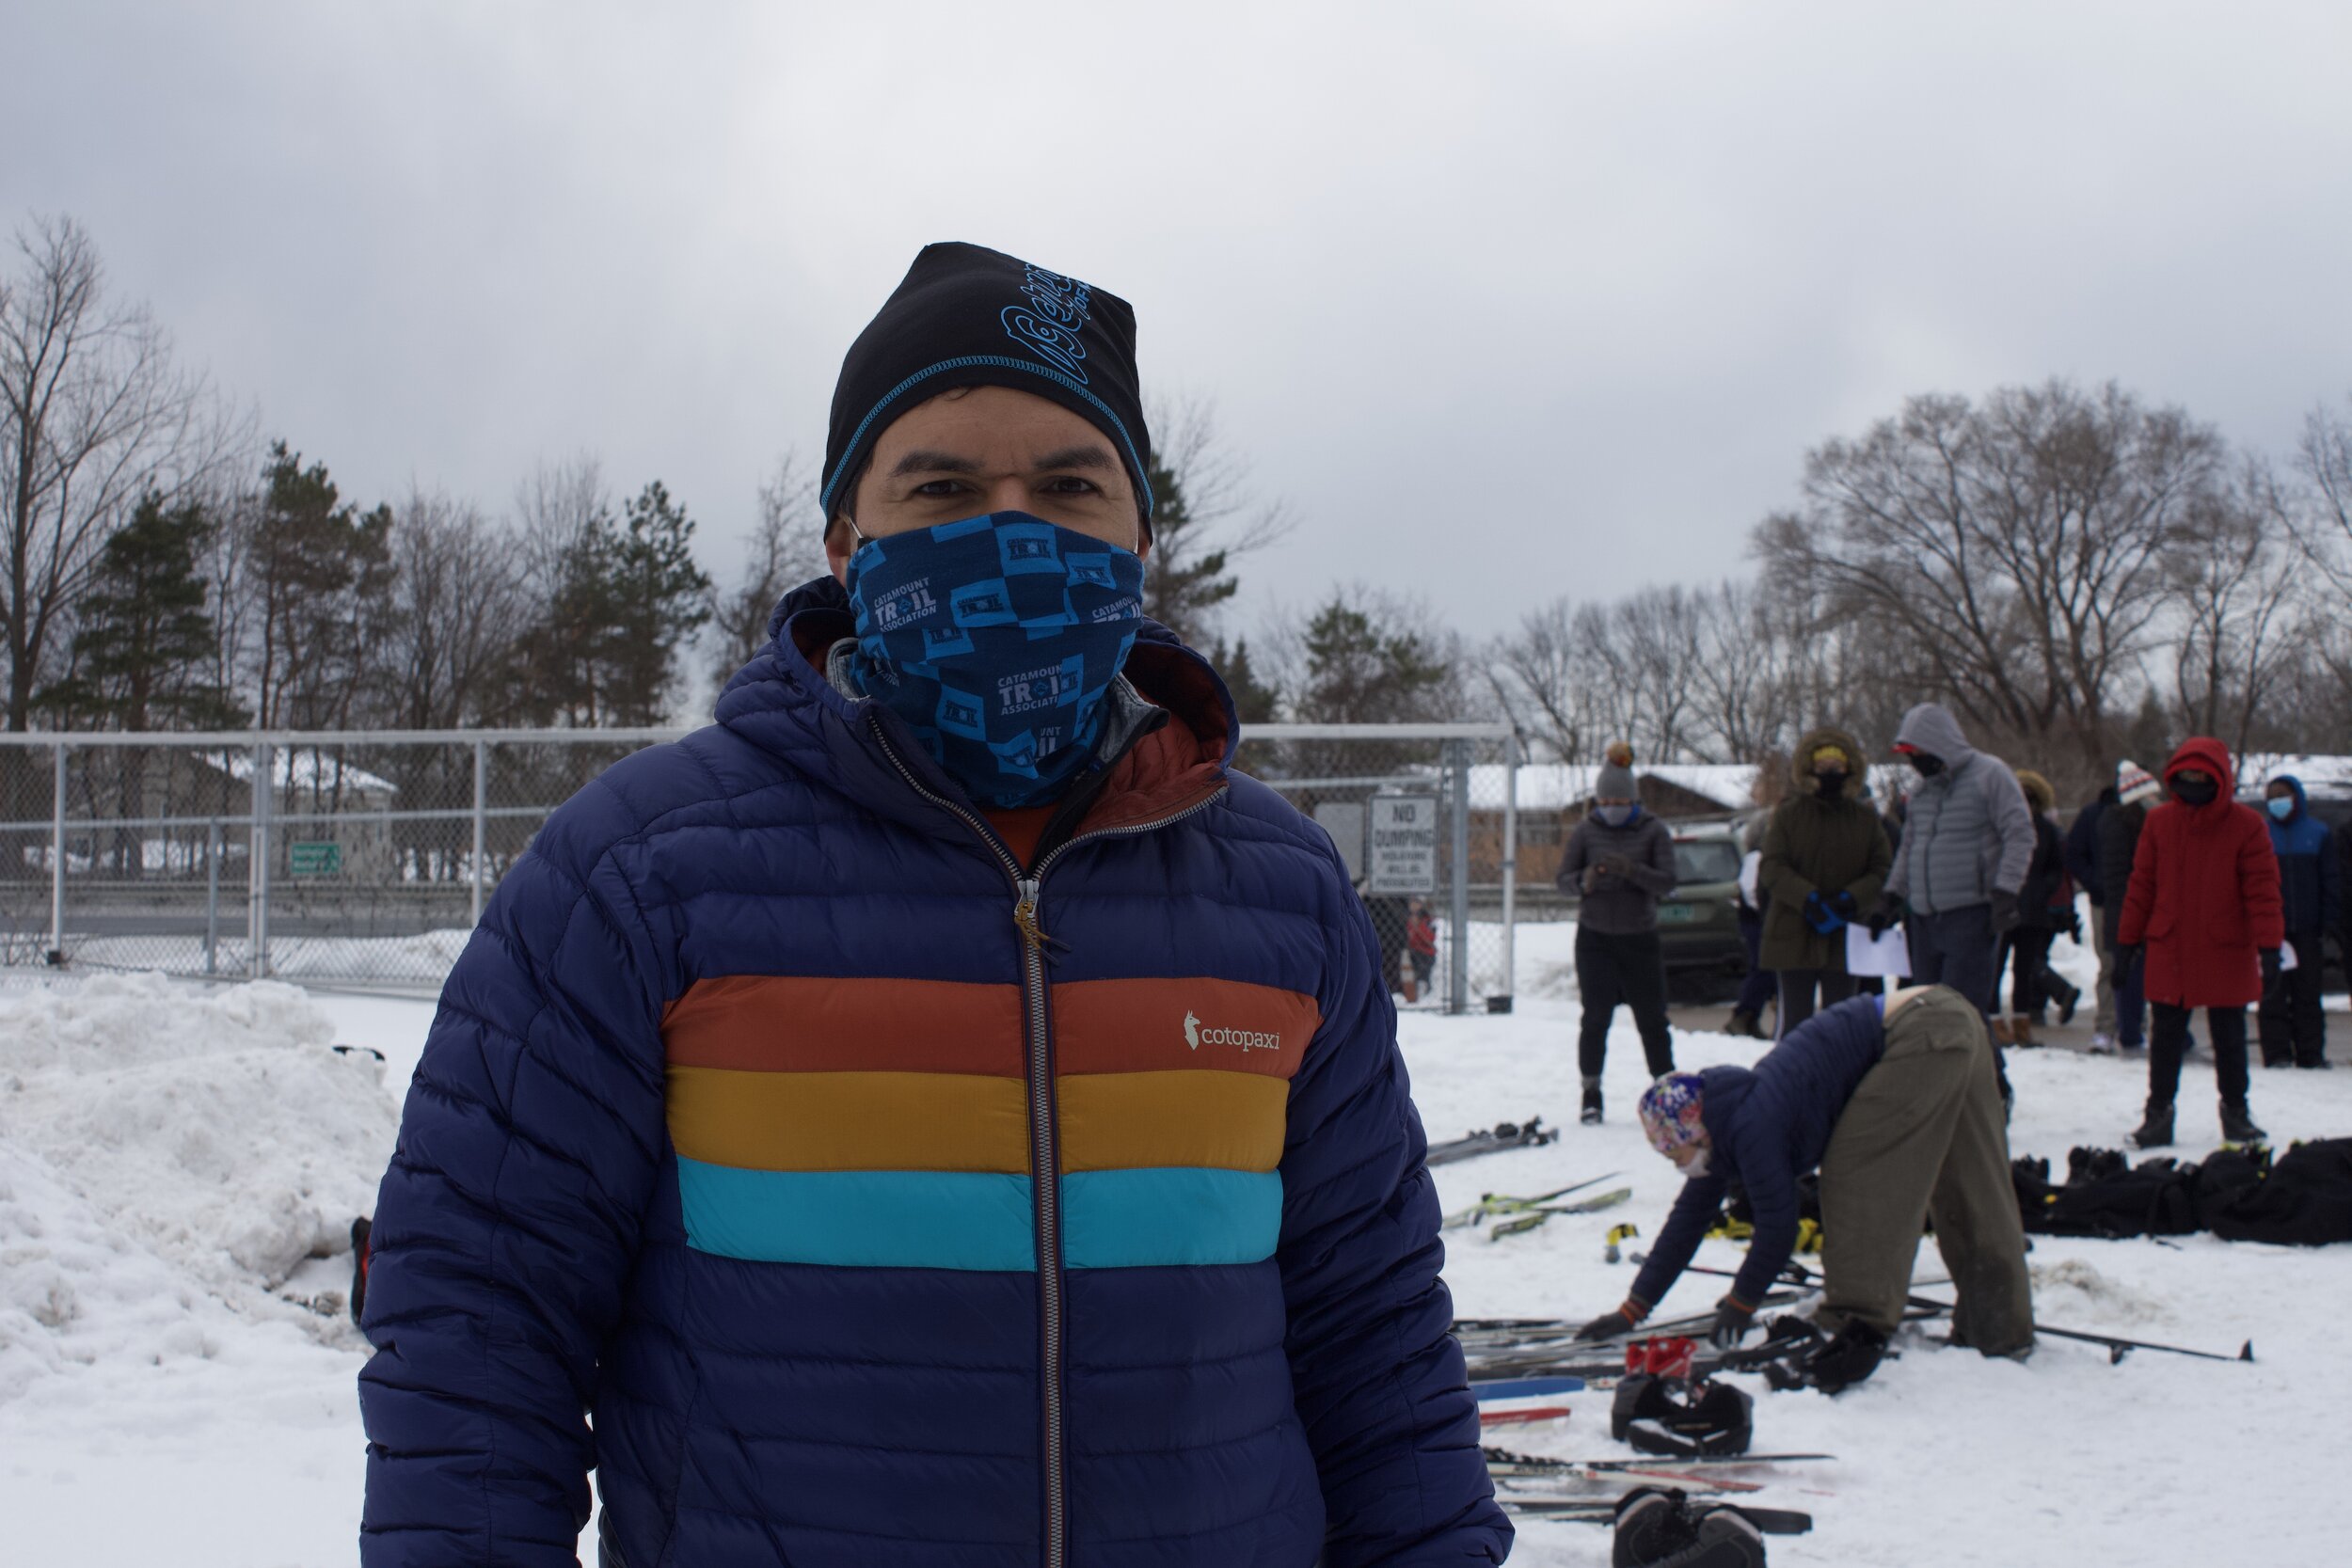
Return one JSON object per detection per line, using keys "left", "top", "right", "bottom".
{"left": 913, "top": 480, "right": 967, "bottom": 498}
{"left": 1043, "top": 477, "right": 1101, "bottom": 495}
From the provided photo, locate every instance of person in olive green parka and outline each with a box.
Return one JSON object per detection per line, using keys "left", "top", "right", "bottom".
{"left": 1760, "top": 727, "right": 1896, "bottom": 1034}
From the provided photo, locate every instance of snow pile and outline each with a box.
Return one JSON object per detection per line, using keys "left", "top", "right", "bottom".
{"left": 0, "top": 974, "right": 398, "bottom": 1402}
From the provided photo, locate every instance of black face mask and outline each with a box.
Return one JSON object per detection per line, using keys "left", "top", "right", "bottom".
{"left": 1906, "top": 752, "right": 1947, "bottom": 779}
{"left": 2171, "top": 777, "right": 2218, "bottom": 806}
{"left": 1814, "top": 770, "right": 1848, "bottom": 799}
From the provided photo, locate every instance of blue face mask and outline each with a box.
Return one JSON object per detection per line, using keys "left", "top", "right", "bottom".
{"left": 845, "top": 512, "right": 1144, "bottom": 809}
{"left": 2268, "top": 796, "right": 2296, "bottom": 821}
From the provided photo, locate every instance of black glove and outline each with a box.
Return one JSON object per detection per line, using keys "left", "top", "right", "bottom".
{"left": 2114, "top": 943, "right": 2142, "bottom": 978}
{"left": 1989, "top": 888, "right": 2022, "bottom": 935}
{"left": 2261, "top": 947, "right": 2282, "bottom": 991}
{"left": 1829, "top": 889, "right": 1861, "bottom": 922}
{"left": 1575, "top": 1303, "right": 1644, "bottom": 1341}
{"left": 2065, "top": 909, "right": 2084, "bottom": 943}
{"left": 1867, "top": 893, "right": 1904, "bottom": 940}
{"left": 1709, "top": 1296, "right": 1756, "bottom": 1351}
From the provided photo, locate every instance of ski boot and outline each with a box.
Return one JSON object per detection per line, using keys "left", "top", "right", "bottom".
{"left": 2128, "top": 1101, "right": 2173, "bottom": 1150}
{"left": 1581, "top": 1075, "right": 1605, "bottom": 1126}
{"left": 2219, "top": 1100, "right": 2267, "bottom": 1144}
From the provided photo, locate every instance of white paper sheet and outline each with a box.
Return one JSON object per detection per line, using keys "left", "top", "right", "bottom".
{"left": 2280, "top": 941, "right": 2298, "bottom": 973}
{"left": 1845, "top": 923, "right": 1913, "bottom": 977}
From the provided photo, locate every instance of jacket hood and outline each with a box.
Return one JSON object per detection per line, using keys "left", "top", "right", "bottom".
{"left": 2272, "top": 774, "right": 2309, "bottom": 817}
{"left": 1893, "top": 704, "right": 1976, "bottom": 768}
{"left": 2016, "top": 768, "right": 2055, "bottom": 815}
{"left": 2161, "top": 736, "right": 2237, "bottom": 806}
{"left": 1788, "top": 725, "right": 1867, "bottom": 799}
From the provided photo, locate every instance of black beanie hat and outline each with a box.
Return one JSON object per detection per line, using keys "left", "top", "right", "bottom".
{"left": 820, "top": 242, "right": 1154, "bottom": 525}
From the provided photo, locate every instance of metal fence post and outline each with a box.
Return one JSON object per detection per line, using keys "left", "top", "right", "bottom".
{"left": 1447, "top": 739, "right": 1470, "bottom": 1016}
{"left": 470, "top": 738, "right": 488, "bottom": 927}
{"left": 47, "top": 741, "right": 67, "bottom": 964}
{"left": 1494, "top": 733, "right": 1518, "bottom": 1013}
{"left": 249, "top": 738, "right": 272, "bottom": 977}
{"left": 204, "top": 818, "right": 222, "bottom": 976}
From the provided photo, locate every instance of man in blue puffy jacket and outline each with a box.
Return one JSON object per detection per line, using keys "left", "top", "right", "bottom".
{"left": 1573, "top": 988, "right": 2034, "bottom": 1387}
{"left": 357, "top": 243, "right": 1510, "bottom": 1568}
{"left": 2259, "top": 775, "right": 2339, "bottom": 1069}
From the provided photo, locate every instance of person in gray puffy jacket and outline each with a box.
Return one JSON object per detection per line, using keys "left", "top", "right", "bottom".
{"left": 1873, "top": 703, "right": 2036, "bottom": 1098}
{"left": 1557, "top": 753, "right": 1678, "bottom": 1123}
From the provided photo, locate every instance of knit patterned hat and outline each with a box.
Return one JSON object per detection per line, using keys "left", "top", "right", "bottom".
{"left": 2117, "top": 759, "right": 2161, "bottom": 807}
{"left": 1638, "top": 1072, "right": 1708, "bottom": 1155}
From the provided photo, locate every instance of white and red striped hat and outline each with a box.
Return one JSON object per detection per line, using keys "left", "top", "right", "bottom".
{"left": 2117, "top": 759, "right": 2162, "bottom": 806}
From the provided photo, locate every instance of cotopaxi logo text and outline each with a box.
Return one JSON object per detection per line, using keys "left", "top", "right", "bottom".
{"left": 1184, "top": 1009, "right": 1281, "bottom": 1053}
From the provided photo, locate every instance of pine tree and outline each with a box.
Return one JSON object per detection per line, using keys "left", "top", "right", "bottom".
{"left": 1206, "top": 636, "right": 1279, "bottom": 723}
{"left": 1296, "top": 594, "right": 1453, "bottom": 723}
{"left": 1139, "top": 453, "right": 1237, "bottom": 647}
{"left": 532, "top": 479, "right": 712, "bottom": 725}
{"left": 40, "top": 492, "right": 242, "bottom": 730}
{"left": 249, "top": 442, "right": 392, "bottom": 730}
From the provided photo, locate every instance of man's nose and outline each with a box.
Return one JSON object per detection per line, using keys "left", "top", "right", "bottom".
{"left": 980, "top": 476, "right": 1035, "bottom": 514}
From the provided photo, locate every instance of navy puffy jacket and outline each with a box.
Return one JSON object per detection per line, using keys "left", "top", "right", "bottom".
{"left": 2266, "top": 776, "right": 2341, "bottom": 936}
{"left": 358, "top": 578, "right": 1508, "bottom": 1568}
{"left": 1629, "top": 996, "right": 1889, "bottom": 1310}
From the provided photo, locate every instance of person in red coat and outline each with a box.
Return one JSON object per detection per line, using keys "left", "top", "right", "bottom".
{"left": 2116, "top": 736, "right": 2284, "bottom": 1148}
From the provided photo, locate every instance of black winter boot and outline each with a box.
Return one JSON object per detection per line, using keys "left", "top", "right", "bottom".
{"left": 2129, "top": 1101, "right": 2173, "bottom": 1149}
{"left": 2219, "top": 1101, "right": 2267, "bottom": 1144}
{"left": 1581, "top": 1075, "right": 1605, "bottom": 1126}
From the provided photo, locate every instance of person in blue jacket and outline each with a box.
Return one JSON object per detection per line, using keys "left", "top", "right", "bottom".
{"left": 356, "top": 243, "right": 1510, "bottom": 1568}
{"left": 2259, "top": 775, "right": 2340, "bottom": 1069}
{"left": 1573, "top": 987, "right": 2034, "bottom": 1389}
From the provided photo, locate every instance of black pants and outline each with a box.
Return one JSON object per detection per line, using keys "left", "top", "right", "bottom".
{"left": 1576, "top": 927, "right": 1676, "bottom": 1079}
{"left": 2004, "top": 927, "right": 2077, "bottom": 1017}
{"left": 2258, "top": 928, "right": 2329, "bottom": 1067}
{"left": 1906, "top": 904, "right": 2009, "bottom": 1095}
{"left": 1734, "top": 907, "right": 1776, "bottom": 1015}
{"left": 2148, "top": 1002, "right": 2249, "bottom": 1108}
{"left": 1775, "top": 968, "right": 1859, "bottom": 1036}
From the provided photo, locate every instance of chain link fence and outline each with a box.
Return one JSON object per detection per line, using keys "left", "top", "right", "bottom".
{"left": 1, "top": 724, "right": 1530, "bottom": 1007}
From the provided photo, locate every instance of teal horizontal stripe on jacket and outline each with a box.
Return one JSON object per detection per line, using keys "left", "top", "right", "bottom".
{"left": 678, "top": 1158, "right": 1283, "bottom": 1270}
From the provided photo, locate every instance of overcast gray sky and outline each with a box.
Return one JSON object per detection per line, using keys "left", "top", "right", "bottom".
{"left": 8, "top": 0, "right": 2348, "bottom": 638}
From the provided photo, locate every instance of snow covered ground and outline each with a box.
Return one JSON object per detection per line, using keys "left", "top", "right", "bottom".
{"left": 4, "top": 944, "right": 2348, "bottom": 1565}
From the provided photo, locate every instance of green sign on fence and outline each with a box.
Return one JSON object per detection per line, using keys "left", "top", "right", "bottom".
{"left": 288, "top": 841, "right": 343, "bottom": 878}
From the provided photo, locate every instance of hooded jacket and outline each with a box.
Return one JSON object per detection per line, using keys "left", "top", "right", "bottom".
{"left": 1883, "top": 705, "right": 2035, "bottom": 916}
{"left": 1756, "top": 727, "right": 1893, "bottom": 972}
{"left": 2063, "top": 790, "right": 2114, "bottom": 910}
{"left": 357, "top": 575, "right": 1510, "bottom": 1568}
{"left": 1555, "top": 808, "right": 1677, "bottom": 936}
{"left": 2098, "top": 801, "right": 2148, "bottom": 949}
{"left": 2118, "top": 737, "right": 2284, "bottom": 1010}
{"left": 1629, "top": 996, "right": 1889, "bottom": 1312}
{"left": 2265, "top": 776, "right": 2342, "bottom": 937}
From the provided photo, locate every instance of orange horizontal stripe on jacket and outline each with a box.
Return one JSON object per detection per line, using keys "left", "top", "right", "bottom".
{"left": 661, "top": 974, "right": 1321, "bottom": 1081}
{"left": 668, "top": 1067, "right": 1290, "bottom": 1174}
{"left": 663, "top": 976, "right": 1026, "bottom": 1075}
{"left": 1054, "top": 977, "right": 1319, "bottom": 1078}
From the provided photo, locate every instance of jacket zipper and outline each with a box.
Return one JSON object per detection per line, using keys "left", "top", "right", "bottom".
{"left": 867, "top": 716, "right": 1225, "bottom": 1568}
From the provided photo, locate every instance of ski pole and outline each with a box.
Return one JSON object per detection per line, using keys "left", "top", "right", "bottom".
{"left": 1651, "top": 1256, "right": 2251, "bottom": 1365}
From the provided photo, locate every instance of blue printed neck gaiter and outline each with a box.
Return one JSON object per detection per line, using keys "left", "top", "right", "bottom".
{"left": 845, "top": 512, "right": 1145, "bottom": 809}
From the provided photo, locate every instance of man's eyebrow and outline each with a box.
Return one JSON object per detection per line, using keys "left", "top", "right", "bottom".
{"left": 1032, "top": 445, "right": 1116, "bottom": 472}
{"left": 886, "top": 450, "right": 984, "bottom": 478}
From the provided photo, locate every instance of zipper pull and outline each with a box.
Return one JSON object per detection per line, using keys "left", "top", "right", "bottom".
{"left": 1013, "top": 878, "right": 1049, "bottom": 951}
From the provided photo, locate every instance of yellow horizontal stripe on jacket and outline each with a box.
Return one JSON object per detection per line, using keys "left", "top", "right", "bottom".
{"left": 1058, "top": 1070, "right": 1289, "bottom": 1174}
{"left": 667, "top": 1069, "right": 1028, "bottom": 1173}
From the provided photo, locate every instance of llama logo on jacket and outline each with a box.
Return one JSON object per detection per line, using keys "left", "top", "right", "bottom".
{"left": 1182, "top": 1009, "right": 1282, "bottom": 1054}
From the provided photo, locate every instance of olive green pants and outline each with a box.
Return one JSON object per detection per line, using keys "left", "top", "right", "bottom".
{"left": 1817, "top": 986, "right": 2036, "bottom": 1355}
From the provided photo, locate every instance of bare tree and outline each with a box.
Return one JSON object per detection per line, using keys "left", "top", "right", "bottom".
{"left": 710, "top": 454, "right": 825, "bottom": 684}
{"left": 2283, "top": 394, "right": 2352, "bottom": 592}
{"left": 372, "top": 486, "right": 532, "bottom": 729}
{"left": 1139, "top": 395, "right": 1293, "bottom": 646}
{"left": 2166, "top": 462, "right": 2304, "bottom": 757}
{"left": 1756, "top": 380, "right": 2217, "bottom": 772}
{"left": 0, "top": 215, "right": 237, "bottom": 729}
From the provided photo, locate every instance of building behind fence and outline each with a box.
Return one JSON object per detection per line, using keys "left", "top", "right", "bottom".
{"left": 0, "top": 724, "right": 1804, "bottom": 1007}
